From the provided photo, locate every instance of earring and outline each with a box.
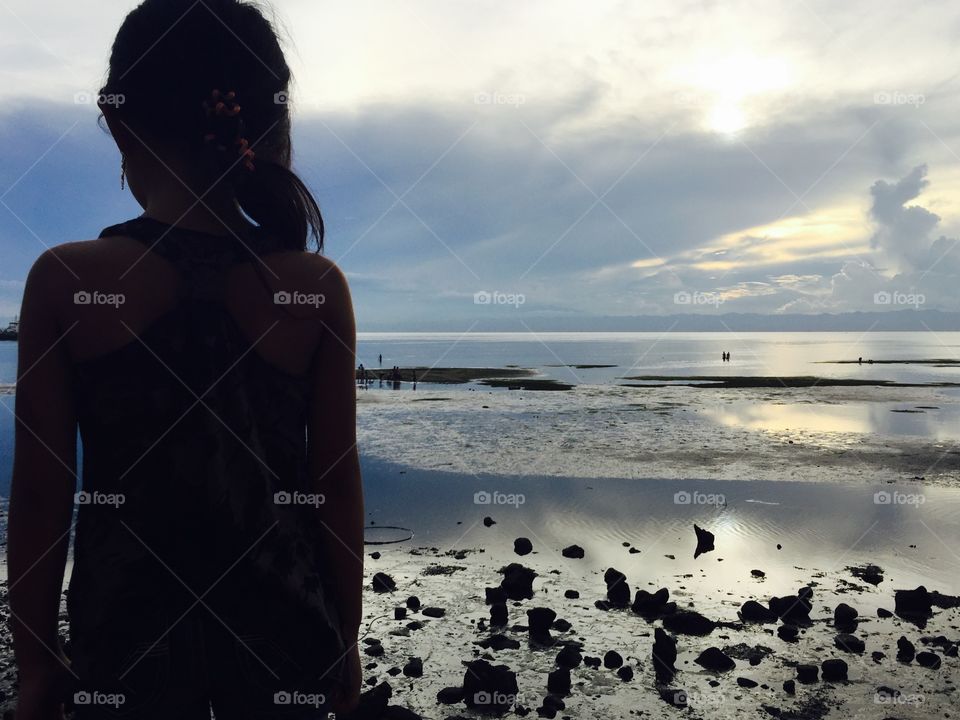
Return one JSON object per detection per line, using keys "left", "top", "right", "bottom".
{"left": 120, "top": 155, "right": 127, "bottom": 190}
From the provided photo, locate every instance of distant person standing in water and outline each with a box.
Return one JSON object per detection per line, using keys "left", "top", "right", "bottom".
{"left": 8, "top": 1, "right": 363, "bottom": 716}
{"left": 378, "top": 353, "right": 382, "bottom": 366}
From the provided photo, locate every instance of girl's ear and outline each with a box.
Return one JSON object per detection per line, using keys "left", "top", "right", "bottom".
{"left": 100, "top": 105, "right": 136, "bottom": 156}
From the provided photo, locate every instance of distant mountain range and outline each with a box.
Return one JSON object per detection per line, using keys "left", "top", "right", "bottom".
{"left": 360, "top": 309, "right": 960, "bottom": 332}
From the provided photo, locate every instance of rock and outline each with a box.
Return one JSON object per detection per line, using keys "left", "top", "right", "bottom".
{"left": 490, "top": 603, "right": 508, "bottom": 627}
{"left": 372, "top": 572, "right": 397, "bottom": 593}
{"left": 370, "top": 551, "right": 381, "bottom": 560}
{"left": 916, "top": 651, "right": 941, "bottom": 669}
{"left": 796, "top": 665, "right": 818, "bottom": 684}
{"left": 849, "top": 564, "right": 884, "bottom": 585}
{"left": 737, "top": 677, "right": 759, "bottom": 688}
{"left": 345, "top": 682, "right": 393, "bottom": 719}
{"left": 769, "top": 590, "right": 812, "bottom": 625}
{"left": 406, "top": 596, "right": 422, "bottom": 610}
{"left": 477, "top": 634, "right": 521, "bottom": 651}
{"left": 871, "top": 651, "right": 884, "bottom": 663}
{"left": 652, "top": 628, "right": 677, "bottom": 682}
{"left": 895, "top": 586, "right": 933, "bottom": 624}
{"left": 777, "top": 625, "right": 799, "bottom": 642}
{"left": 695, "top": 647, "right": 735, "bottom": 672}
{"left": 821, "top": 659, "right": 848, "bottom": 681}
{"left": 555, "top": 646, "right": 582, "bottom": 669}
{"left": 462, "top": 660, "right": 519, "bottom": 713}
{"left": 564, "top": 590, "right": 579, "bottom": 599}
{"left": 483, "top": 516, "right": 496, "bottom": 527}
{"left": 694, "top": 524, "right": 715, "bottom": 558}
{"left": 561, "top": 545, "right": 584, "bottom": 559}
{"left": 877, "top": 608, "right": 893, "bottom": 618}
{"left": 631, "top": 588, "right": 672, "bottom": 618}
{"left": 583, "top": 655, "right": 601, "bottom": 669}
{"left": 663, "top": 610, "right": 716, "bottom": 636}
{"left": 552, "top": 618, "right": 571, "bottom": 632}
{"left": 834, "top": 633, "right": 865, "bottom": 654}
{"left": 617, "top": 666, "right": 634, "bottom": 682}
{"left": 500, "top": 564, "right": 537, "bottom": 601}
{"left": 751, "top": 569, "right": 766, "bottom": 578}
{"left": 527, "top": 607, "right": 557, "bottom": 645}
{"left": 834, "top": 603, "right": 858, "bottom": 630}
{"left": 721, "top": 643, "right": 773, "bottom": 665}
{"left": 394, "top": 607, "right": 407, "bottom": 621}
{"left": 437, "top": 686, "right": 464, "bottom": 704}
{"left": 897, "top": 636, "right": 915, "bottom": 662}
{"left": 421, "top": 607, "right": 445, "bottom": 618}
{"left": 740, "top": 600, "right": 777, "bottom": 624}
{"left": 364, "top": 643, "right": 385, "bottom": 657}
{"left": 403, "top": 657, "right": 423, "bottom": 677}
{"left": 603, "top": 650, "right": 624, "bottom": 669}
{"left": 783, "top": 679, "right": 796, "bottom": 695}
{"left": 514, "top": 537, "right": 533, "bottom": 556}
{"left": 547, "top": 667, "right": 571, "bottom": 695}
{"left": 603, "top": 568, "right": 630, "bottom": 607}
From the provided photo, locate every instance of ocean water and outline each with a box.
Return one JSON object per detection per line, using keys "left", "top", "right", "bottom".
{"left": 2, "top": 332, "right": 960, "bottom": 495}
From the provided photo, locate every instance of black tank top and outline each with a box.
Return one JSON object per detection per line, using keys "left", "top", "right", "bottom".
{"left": 67, "top": 216, "right": 343, "bottom": 670}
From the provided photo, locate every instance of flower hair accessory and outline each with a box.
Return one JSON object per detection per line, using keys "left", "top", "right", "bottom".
{"left": 202, "top": 89, "right": 255, "bottom": 172}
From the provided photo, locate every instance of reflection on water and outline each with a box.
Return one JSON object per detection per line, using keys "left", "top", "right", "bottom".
{"left": 704, "top": 400, "right": 960, "bottom": 440}
{"left": 363, "top": 456, "right": 960, "bottom": 605}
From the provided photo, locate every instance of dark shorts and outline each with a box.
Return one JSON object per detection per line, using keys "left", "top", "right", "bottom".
{"left": 70, "top": 610, "right": 341, "bottom": 719}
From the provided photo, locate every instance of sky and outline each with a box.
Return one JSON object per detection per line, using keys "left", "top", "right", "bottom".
{"left": 2, "top": 0, "right": 960, "bottom": 329}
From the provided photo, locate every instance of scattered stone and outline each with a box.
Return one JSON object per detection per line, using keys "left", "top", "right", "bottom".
{"left": 561, "top": 545, "right": 584, "bottom": 559}
{"left": 500, "top": 564, "right": 537, "bottom": 601}
{"left": 551, "top": 618, "right": 571, "bottom": 633}
{"left": 372, "top": 572, "right": 397, "bottom": 593}
{"left": 370, "top": 551, "right": 381, "bottom": 560}
{"left": 895, "top": 586, "right": 933, "bottom": 624}
{"left": 916, "top": 651, "right": 942, "bottom": 669}
{"left": 871, "top": 651, "right": 885, "bottom": 663}
{"left": 751, "top": 569, "right": 766, "bottom": 578}
{"left": 555, "top": 646, "right": 582, "bottom": 669}
{"left": 462, "top": 660, "right": 519, "bottom": 713}
{"left": 437, "top": 686, "right": 464, "bottom": 704}
{"left": 527, "top": 608, "right": 557, "bottom": 645}
{"left": 477, "top": 634, "right": 521, "bottom": 651}
{"left": 834, "top": 633, "right": 865, "bottom": 654}
{"left": 583, "top": 655, "right": 602, "bottom": 669}
{"left": 658, "top": 687, "right": 688, "bottom": 708}
{"left": 849, "top": 564, "right": 884, "bottom": 586}
{"left": 897, "top": 636, "right": 915, "bottom": 663}
{"left": 485, "top": 587, "right": 507, "bottom": 605}
{"left": 740, "top": 600, "right": 777, "bottom": 624}
{"left": 406, "top": 596, "right": 421, "bottom": 610}
{"left": 394, "top": 607, "right": 407, "bottom": 621}
{"left": 617, "top": 666, "right": 634, "bottom": 682}
{"left": 695, "top": 647, "right": 735, "bottom": 672}
{"left": 632, "top": 588, "right": 673, "bottom": 619}
{"left": 663, "top": 610, "right": 716, "bottom": 636}
{"left": 796, "top": 665, "right": 818, "bottom": 684}
{"left": 821, "top": 659, "right": 848, "bottom": 681}
{"left": 834, "top": 603, "right": 858, "bottom": 630}
{"left": 769, "top": 589, "right": 813, "bottom": 625}
{"left": 653, "top": 628, "right": 677, "bottom": 682}
{"left": 694, "top": 524, "right": 715, "bottom": 559}
{"left": 403, "top": 657, "right": 423, "bottom": 678}
{"left": 877, "top": 608, "right": 893, "bottom": 618}
{"left": 514, "top": 537, "right": 533, "bottom": 556}
{"left": 737, "top": 677, "right": 759, "bottom": 688}
{"left": 603, "top": 650, "right": 624, "bottom": 669}
{"left": 490, "top": 603, "right": 508, "bottom": 627}
{"left": 483, "top": 516, "right": 496, "bottom": 527}
{"left": 783, "top": 680, "right": 796, "bottom": 695}
{"left": 603, "top": 568, "right": 630, "bottom": 607}
{"left": 564, "top": 590, "right": 579, "bottom": 599}
{"left": 777, "top": 625, "right": 799, "bottom": 642}
{"left": 546, "top": 667, "right": 571, "bottom": 695}
{"left": 349, "top": 682, "right": 393, "bottom": 718}
{"left": 422, "top": 607, "right": 445, "bottom": 618}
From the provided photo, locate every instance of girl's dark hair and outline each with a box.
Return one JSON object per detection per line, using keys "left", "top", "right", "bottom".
{"left": 100, "top": 0, "right": 323, "bottom": 252}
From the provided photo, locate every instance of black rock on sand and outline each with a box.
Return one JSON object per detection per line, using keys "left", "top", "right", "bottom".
{"left": 693, "top": 524, "right": 715, "bottom": 559}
